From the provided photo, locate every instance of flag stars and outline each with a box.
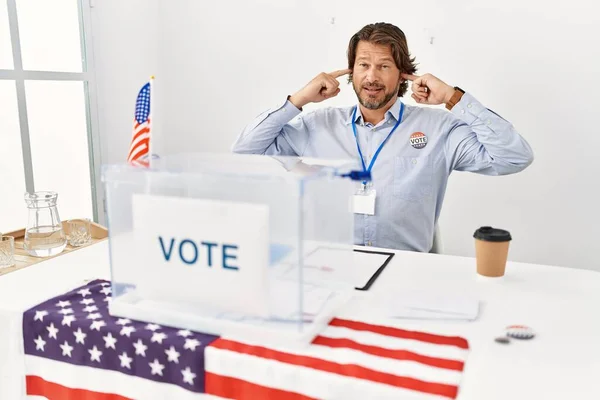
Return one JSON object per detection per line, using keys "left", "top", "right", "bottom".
{"left": 80, "top": 298, "right": 95, "bottom": 305}
{"left": 184, "top": 338, "right": 201, "bottom": 351}
{"left": 34, "top": 310, "right": 48, "bottom": 322}
{"left": 83, "top": 305, "right": 98, "bottom": 313}
{"left": 151, "top": 332, "right": 167, "bottom": 344}
{"left": 90, "top": 320, "right": 106, "bottom": 331}
{"left": 145, "top": 323, "right": 161, "bottom": 331}
{"left": 165, "top": 346, "right": 180, "bottom": 364}
{"left": 60, "top": 341, "right": 74, "bottom": 357}
{"left": 100, "top": 286, "right": 111, "bottom": 295}
{"left": 181, "top": 367, "right": 196, "bottom": 385}
{"left": 78, "top": 288, "right": 92, "bottom": 297}
{"left": 34, "top": 335, "right": 46, "bottom": 351}
{"left": 120, "top": 326, "right": 136, "bottom": 337}
{"left": 89, "top": 346, "right": 103, "bottom": 362}
{"left": 116, "top": 318, "right": 131, "bottom": 326}
{"left": 149, "top": 359, "right": 165, "bottom": 376}
{"left": 74, "top": 328, "right": 87, "bottom": 344}
{"left": 119, "top": 352, "right": 133, "bottom": 369}
{"left": 133, "top": 339, "right": 148, "bottom": 357}
{"left": 55, "top": 300, "right": 71, "bottom": 308}
{"left": 103, "top": 332, "right": 117, "bottom": 349}
{"left": 46, "top": 323, "right": 59, "bottom": 339}
{"left": 62, "top": 315, "right": 76, "bottom": 327}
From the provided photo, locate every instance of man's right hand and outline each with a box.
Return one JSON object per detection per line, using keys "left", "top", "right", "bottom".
{"left": 289, "top": 69, "right": 351, "bottom": 109}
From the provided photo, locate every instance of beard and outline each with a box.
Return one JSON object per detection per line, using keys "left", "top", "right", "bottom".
{"left": 353, "top": 80, "right": 400, "bottom": 110}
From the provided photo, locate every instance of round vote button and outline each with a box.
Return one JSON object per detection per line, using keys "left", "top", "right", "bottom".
{"left": 505, "top": 325, "right": 535, "bottom": 340}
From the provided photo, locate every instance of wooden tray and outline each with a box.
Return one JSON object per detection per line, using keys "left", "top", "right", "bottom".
{"left": 0, "top": 221, "right": 108, "bottom": 277}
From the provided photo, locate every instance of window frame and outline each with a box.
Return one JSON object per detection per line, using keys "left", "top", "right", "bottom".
{"left": 0, "top": 0, "right": 103, "bottom": 224}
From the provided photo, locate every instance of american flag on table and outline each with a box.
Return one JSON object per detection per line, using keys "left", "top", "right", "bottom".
{"left": 23, "top": 280, "right": 469, "bottom": 400}
{"left": 127, "top": 80, "right": 152, "bottom": 168}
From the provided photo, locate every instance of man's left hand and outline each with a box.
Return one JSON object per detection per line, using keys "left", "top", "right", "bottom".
{"left": 402, "top": 73, "right": 456, "bottom": 106}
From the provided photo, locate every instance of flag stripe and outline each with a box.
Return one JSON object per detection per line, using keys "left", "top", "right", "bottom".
{"left": 209, "top": 339, "right": 459, "bottom": 398}
{"left": 131, "top": 126, "right": 150, "bottom": 142}
{"left": 321, "top": 325, "right": 468, "bottom": 362}
{"left": 206, "top": 346, "right": 452, "bottom": 400}
{"left": 205, "top": 372, "right": 316, "bottom": 400}
{"left": 127, "top": 137, "right": 149, "bottom": 160}
{"left": 329, "top": 319, "right": 469, "bottom": 349}
{"left": 313, "top": 336, "right": 465, "bottom": 371}
{"left": 26, "top": 375, "right": 132, "bottom": 400}
{"left": 128, "top": 131, "right": 149, "bottom": 153}
{"left": 127, "top": 138, "right": 149, "bottom": 161}
{"left": 25, "top": 355, "right": 219, "bottom": 400}
{"left": 223, "top": 332, "right": 463, "bottom": 385}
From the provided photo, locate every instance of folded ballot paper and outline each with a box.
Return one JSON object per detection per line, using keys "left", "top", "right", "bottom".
{"left": 387, "top": 291, "right": 480, "bottom": 321}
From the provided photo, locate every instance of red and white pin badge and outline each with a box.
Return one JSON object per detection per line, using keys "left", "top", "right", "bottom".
{"left": 410, "top": 132, "right": 428, "bottom": 149}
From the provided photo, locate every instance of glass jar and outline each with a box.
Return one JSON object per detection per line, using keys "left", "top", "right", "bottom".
{"left": 24, "top": 191, "right": 67, "bottom": 257}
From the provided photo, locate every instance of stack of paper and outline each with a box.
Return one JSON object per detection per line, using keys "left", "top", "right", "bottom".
{"left": 387, "top": 291, "right": 480, "bottom": 321}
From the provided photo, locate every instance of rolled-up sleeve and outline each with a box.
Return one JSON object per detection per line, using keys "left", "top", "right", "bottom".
{"left": 444, "top": 92, "right": 534, "bottom": 175}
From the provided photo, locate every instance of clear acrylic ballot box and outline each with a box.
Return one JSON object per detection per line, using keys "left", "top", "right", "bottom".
{"left": 102, "top": 153, "right": 359, "bottom": 345}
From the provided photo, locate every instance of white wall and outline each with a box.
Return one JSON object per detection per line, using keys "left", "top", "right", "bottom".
{"left": 91, "top": 0, "right": 600, "bottom": 271}
{"left": 89, "top": 0, "right": 160, "bottom": 165}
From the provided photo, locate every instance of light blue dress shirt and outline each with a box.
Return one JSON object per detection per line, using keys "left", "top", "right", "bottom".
{"left": 232, "top": 93, "right": 534, "bottom": 252}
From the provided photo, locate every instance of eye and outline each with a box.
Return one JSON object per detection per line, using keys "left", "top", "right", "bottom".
{"left": 358, "top": 63, "right": 368, "bottom": 68}
{"left": 382, "top": 65, "right": 390, "bottom": 69}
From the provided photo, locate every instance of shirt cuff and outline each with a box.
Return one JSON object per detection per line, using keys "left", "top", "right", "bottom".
{"left": 265, "top": 98, "right": 302, "bottom": 125}
{"left": 450, "top": 92, "right": 489, "bottom": 125}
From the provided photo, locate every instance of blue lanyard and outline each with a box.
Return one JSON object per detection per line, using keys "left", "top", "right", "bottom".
{"left": 352, "top": 103, "right": 405, "bottom": 185}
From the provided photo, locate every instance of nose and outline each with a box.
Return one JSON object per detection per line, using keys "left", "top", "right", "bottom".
{"left": 365, "top": 66, "right": 380, "bottom": 84}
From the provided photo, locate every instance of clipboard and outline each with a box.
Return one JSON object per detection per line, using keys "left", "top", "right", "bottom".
{"left": 353, "top": 248, "right": 395, "bottom": 291}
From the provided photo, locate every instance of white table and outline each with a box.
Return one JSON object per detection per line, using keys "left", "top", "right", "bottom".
{"left": 1, "top": 241, "right": 599, "bottom": 399}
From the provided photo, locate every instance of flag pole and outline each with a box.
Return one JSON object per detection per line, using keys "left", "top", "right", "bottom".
{"left": 148, "top": 75, "right": 155, "bottom": 168}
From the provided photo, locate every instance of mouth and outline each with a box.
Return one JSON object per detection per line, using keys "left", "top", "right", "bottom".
{"left": 363, "top": 87, "right": 384, "bottom": 96}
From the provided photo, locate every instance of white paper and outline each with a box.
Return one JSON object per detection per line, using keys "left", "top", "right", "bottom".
{"left": 388, "top": 291, "right": 480, "bottom": 321}
{"left": 132, "top": 194, "right": 270, "bottom": 317}
{"left": 294, "top": 247, "right": 389, "bottom": 288}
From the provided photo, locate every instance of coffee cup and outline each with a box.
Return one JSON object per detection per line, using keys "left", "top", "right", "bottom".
{"left": 473, "top": 226, "right": 512, "bottom": 277}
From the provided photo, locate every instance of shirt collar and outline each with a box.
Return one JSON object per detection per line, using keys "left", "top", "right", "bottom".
{"left": 344, "top": 97, "right": 404, "bottom": 126}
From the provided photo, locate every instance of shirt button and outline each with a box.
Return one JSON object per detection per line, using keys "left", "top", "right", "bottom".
{"left": 486, "top": 120, "right": 492, "bottom": 125}
{"left": 412, "top": 159, "right": 417, "bottom": 164}
{"left": 460, "top": 109, "right": 465, "bottom": 114}
{"left": 467, "top": 104, "right": 472, "bottom": 108}
{"left": 367, "top": 241, "right": 372, "bottom": 246}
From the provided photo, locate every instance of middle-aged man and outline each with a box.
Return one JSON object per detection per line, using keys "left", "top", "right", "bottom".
{"left": 232, "top": 22, "right": 534, "bottom": 252}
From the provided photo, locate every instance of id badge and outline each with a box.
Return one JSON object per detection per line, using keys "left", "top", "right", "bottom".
{"left": 353, "top": 188, "right": 376, "bottom": 215}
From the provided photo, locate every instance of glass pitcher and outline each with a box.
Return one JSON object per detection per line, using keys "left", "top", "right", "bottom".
{"left": 24, "top": 191, "right": 67, "bottom": 257}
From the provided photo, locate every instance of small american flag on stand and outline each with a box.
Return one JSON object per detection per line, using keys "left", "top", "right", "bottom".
{"left": 22, "top": 280, "right": 469, "bottom": 399}
{"left": 127, "top": 79, "right": 153, "bottom": 168}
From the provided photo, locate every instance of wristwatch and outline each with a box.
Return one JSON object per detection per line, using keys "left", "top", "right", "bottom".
{"left": 445, "top": 86, "right": 465, "bottom": 110}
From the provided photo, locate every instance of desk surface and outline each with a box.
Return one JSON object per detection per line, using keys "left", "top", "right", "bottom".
{"left": 1, "top": 242, "right": 599, "bottom": 399}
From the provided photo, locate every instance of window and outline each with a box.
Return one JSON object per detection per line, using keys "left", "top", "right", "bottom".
{"left": 0, "top": 0, "right": 100, "bottom": 233}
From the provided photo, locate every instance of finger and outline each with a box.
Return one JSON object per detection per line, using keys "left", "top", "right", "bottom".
{"left": 329, "top": 69, "right": 352, "bottom": 79}
{"left": 321, "top": 83, "right": 339, "bottom": 96}
{"left": 412, "top": 92, "right": 428, "bottom": 102}
{"left": 326, "top": 75, "right": 340, "bottom": 88}
{"left": 402, "top": 73, "right": 420, "bottom": 81}
{"left": 324, "top": 88, "right": 341, "bottom": 99}
{"left": 411, "top": 81, "right": 424, "bottom": 92}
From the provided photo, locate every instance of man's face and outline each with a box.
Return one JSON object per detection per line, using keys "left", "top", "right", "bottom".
{"left": 352, "top": 41, "right": 401, "bottom": 110}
